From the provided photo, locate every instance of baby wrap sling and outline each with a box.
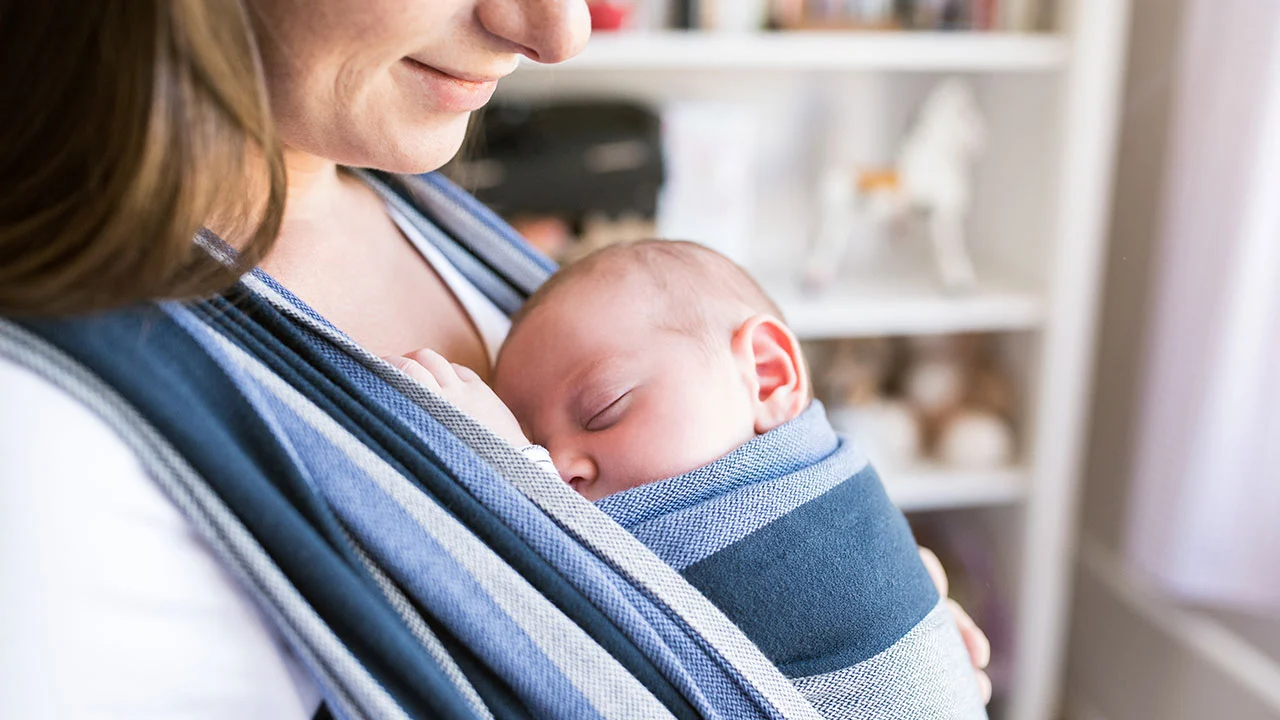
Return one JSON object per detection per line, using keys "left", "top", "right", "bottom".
{"left": 597, "top": 402, "right": 988, "bottom": 719}
{"left": 0, "top": 172, "right": 971, "bottom": 719}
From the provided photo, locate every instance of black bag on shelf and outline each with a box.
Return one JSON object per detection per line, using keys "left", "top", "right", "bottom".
{"left": 448, "top": 100, "right": 665, "bottom": 219}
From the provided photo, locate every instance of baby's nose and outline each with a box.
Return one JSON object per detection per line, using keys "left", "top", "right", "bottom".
{"left": 552, "top": 450, "right": 597, "bottom": 489}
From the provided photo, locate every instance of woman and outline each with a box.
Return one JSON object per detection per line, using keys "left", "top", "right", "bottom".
{"left": 0, "top": 1, "right": 990, "bottom": 717}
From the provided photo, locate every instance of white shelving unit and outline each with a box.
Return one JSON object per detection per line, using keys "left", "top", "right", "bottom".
{"left": 498, "top": 2, "right": 1129, "bottom": 717}
{"left": 885, "top": 464, "right": 1028, "bottom": 512}
{"left": 766, "top": 276, "right": 1045, "bottom": 339}
{"left": 521, "top": 30, "right": 1068, "bottom": 71}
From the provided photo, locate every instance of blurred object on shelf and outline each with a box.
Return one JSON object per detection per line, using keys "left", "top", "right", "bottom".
{"left": 969, "top": 0, "right": 997, "bottom": 30}
{"left": 819, "top": 335, "right": 895, "bottom": 406}
{"left": 451, "top": 100, "right": 663, "bottom": 218}
{"left": 909, "top": 514, "right": 1013, "bottom": 696}
{"left": 444, "top": 100, "right": 663, "bottom": 263}
{"left": 813, "top": 333, "right": 1017, "bottom": 472}
{"left": 573, "top": 213, "right": 658, "bottom": 262}
{"left": 937, "top": 410, "right": 1014, "bottom": 470}
{"left": 768, "top": 0, "right": 805, "bottom": 29}
{"left": 805, "top": 78, "right": 986, "bottom": 294}
{"left": 904, "top": 0, "right": 968, "bottom": 30}
{"left": 901, "top": 334, "right": 1016, "bottom": 470}
{"left": 903, "top": 349, "right": 967, "bottom": 418}
{"left": 764, "top": 0, "right": 1035, "bottom": 31}
{"left": 997, "top": 0, "right": 1056, "bottom": 32}
{"left": 832, "top": 400, "right": 924, "bottom": 468}
{"left": 588, "top": 1, "right": 637, "bottom": 31}
{"left": 655, "top": 102, "right": 758, "bottom": 265}
{"left": 582, "top": 0, "right": 1051, "bottom": 32}
{"left": 508, "top": 215, "right": 574, "bottom": 259}
{"left": 507, "top": 213, "right": 657, "bottom": 265}
{"left": 770, "top": 0, "right": 901, "bottom": 30}
{"left": 447, "top": 97, "right": 756, "bottom": 266}
{"left": 811, "top": 337, "right": 922, "bottom": 467}
{"left": 696, "top": 0, "right": 771, "bottom": 32}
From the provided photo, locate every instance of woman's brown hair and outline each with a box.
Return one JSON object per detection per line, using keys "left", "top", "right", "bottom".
{"left": 0, "top": 0, "right": 286, "bottom": 316}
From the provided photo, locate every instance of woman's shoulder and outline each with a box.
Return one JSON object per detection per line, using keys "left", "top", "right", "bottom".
{"left": 0, "top": 356, "right": 320, "bottom": 718}
{"left": 0, "top": 354, "right": 144, "bottom": 473}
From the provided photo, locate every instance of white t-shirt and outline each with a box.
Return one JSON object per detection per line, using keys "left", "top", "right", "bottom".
{"left": 0, "top": 212, "right": 513, "bottom": 719}
{"left": 387, "top": 204, "right": 511, "bottom": 364}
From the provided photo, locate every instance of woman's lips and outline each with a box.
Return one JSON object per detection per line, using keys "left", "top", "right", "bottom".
{"left": 401, "top": 57, "right": 500, "bottom": 112}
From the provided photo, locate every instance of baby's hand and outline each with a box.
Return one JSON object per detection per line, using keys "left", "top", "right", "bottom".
{"left": 387, "top": 349, "right": 530, "bottom": 448}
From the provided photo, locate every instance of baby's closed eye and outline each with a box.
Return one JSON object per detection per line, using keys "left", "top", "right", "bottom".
{"left": 583, "top": 389, "right": 633, "bottom": 432}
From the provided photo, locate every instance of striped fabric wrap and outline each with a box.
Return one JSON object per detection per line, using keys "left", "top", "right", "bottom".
{"left": 597, "top": 402, "right": 989, "bottom": 719}
{"left": 0, "top": 171, "right": 974, "bottom": 719}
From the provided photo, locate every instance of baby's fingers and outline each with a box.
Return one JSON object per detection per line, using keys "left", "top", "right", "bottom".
{"left": 404, "top": 348, "right": 461, "bottom": 386}
{"left": 451, "top": 362, "right": 482, "bottom": 383}
{"left": 387, "top": 354, "right": 443, "bottom": 392}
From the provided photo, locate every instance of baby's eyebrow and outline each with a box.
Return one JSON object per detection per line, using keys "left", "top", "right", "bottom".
{"left": 569, "top": 356, "right": 629, "bottom": 417}
{"left": 569, "top": 355, "right": 622, "bottom": 390}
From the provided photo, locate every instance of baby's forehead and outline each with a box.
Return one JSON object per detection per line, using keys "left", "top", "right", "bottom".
{"left": 536, "top": 272, "right": 681, "bottom": 345}
{"left": 504, "top": 240, "right": 779, "bottom": 362}
{"left": 557, "top": 265, "right": 714, "bottom": 341}
{"left": 498, "top": 270, "right": 655, "bottom": 363}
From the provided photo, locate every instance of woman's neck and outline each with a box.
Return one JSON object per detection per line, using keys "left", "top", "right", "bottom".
{"left": 244, "top": 146, "right": 494, "bottom": 371}
{"left": 205, "top": 146, "right": 349, "bottom": 248}
{"left": 276, "top": 148, "right": 346, "bottom": 239}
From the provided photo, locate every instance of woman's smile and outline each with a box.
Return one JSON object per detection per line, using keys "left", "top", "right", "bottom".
{"left": 399, "top": 56, "right": 505, "bottom": 112}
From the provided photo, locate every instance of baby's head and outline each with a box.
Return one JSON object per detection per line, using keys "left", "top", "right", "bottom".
{"left": 493, "top": 240, "right": 811, "bottom": 500}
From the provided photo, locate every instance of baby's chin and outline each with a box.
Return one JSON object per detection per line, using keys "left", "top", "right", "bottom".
{"left": 590, "top": 468, "right": 686, "bottom": 501}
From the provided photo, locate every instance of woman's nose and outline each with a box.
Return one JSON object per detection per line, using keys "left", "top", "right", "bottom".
{"left": 551, "top": 448, "right": 597, "bottom": 487}
{"left": 475, "top": 0, "right": 591, "bottom": 65}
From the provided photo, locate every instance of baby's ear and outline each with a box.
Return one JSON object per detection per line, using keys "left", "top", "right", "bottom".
{"left": 731, "top": 315, "right": 811, "bottom": 434}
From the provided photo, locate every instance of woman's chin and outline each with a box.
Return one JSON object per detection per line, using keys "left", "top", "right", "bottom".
{"left": 365, "top": 112, "right": 473, "bottom": 175}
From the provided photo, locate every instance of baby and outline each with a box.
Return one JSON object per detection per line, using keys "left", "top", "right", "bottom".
{"left": 397, "top": 240, "right": 986, "bottom": 718}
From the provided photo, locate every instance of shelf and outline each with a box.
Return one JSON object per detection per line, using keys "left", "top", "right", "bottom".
{"left": 766, "top": 276, "right": 1045, "bottom": 339}
{"left": 520, "top": 31, "right": 1067, "bottom": 72}
{"left": 883, "top": 463, "right": 1028, "bottom": 512}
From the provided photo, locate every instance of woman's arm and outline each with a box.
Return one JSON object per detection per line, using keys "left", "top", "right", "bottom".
{"left": 0, "top": 359, "right": 320, "bottom": 718}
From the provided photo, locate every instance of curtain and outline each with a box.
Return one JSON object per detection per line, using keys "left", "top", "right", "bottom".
{"left": 1124, "top": 0, "right": 1280, "bottom": 610}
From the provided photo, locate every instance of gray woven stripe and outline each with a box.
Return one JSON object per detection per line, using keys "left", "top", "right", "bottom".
{"left": 244, "top": 277, "right": 824, "bottom": 720}
{"left": 373, "top": 172, "right": 549, "bottom": 295}
{"left": 206, "top": 327, "right": 673, "bottom": 720}
{"left": 0, "top": 320, "right": 404, "bottom": 720}
{"left": 792, "top": 600, "right": 988, "bottom": 720}
{"left": 363, "top": 174, "right": 526, "bottom": 315}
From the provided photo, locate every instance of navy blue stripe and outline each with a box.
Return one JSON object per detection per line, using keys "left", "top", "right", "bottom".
{"left": 680, "top": 466, "right": 939, "bottom": 679}
{"left": 374, "top": 171, "right": 554, "bottom": 297}
{"left": 414, "top": 172, "right": 559, "bottom": 277}
{"left": 362, "top": 173, "right": 528, "bottom": 316}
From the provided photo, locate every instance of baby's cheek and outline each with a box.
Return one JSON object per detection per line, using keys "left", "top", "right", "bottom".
{"left": 620, "top": 407, "right": 731, "bottom": 481}
{"left": 667, "top": 388, "right": 757, "bottom": 466}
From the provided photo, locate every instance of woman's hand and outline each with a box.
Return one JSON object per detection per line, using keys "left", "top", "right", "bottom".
{"left": 919, "top": 546, "right": 993, "bottom": 704}
{"left": 388, "top": 349, "right": 531, "bottom": 448}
